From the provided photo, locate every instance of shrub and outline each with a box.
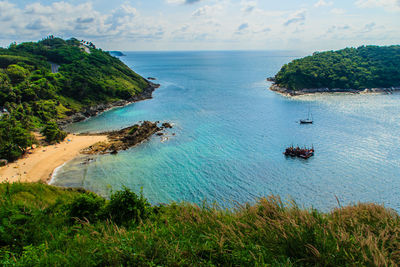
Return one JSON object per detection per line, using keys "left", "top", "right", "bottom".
{"left": 40, "top": 121, "right": 67, "bottom": 144}
{"left": 106, "top": 187, "right": 151, "bottom": 226}
{"left": 68, "top": 193, "right": 105, "bottom": 223}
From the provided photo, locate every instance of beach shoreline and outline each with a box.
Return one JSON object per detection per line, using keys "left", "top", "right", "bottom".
{"left": 0, "top": 81, "right": 161, "bottom": 185}
{"left": 0, "top": 134, "right": 107, "bottom": 184}
{"left": 269, "top": 83, "right": 400, "bottom": 97}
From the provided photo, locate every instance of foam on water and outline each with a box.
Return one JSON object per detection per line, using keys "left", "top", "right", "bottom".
{"left": 48, "top": 161, "right": 68, "bottom": 185}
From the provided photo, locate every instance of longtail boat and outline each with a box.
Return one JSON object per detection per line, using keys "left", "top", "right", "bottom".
{"left": 284, "top": 146, "right": 314, "bottom": 159}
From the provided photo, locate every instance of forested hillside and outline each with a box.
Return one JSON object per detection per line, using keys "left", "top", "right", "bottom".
{"left": 0, "top": 36, "right": 149, "bottom": 161}
{"left": 274, "top": 45, "right": 400, "bottom": 90}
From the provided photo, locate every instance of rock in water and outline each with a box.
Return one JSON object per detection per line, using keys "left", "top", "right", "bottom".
{"left": 82, "top": 121, "right": 173, "bottom": 155}
{"left": 162, "top": 122, "right": 172, "bottom": 129}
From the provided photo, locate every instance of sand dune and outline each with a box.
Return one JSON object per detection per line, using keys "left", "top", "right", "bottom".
{"left": 0, "top": 134, "right": 107, "bottom": 183}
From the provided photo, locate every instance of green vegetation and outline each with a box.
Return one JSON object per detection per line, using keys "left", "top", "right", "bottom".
{"left": 0, "top": 117, "right": 35, "bottom": 161}
{"left": 0, "top": 36, "right": 149, "bottom": 161}
{"left": 40, "top": 121, "right": 67, "bottom": 144}
{"left": 275, "top": 45, "right": 400, "bottom": 90}
{"left": 1, "top": 182, "right": 399, "bottom": 266}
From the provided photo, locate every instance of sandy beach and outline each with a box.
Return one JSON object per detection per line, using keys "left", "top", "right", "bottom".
{"left": 0, "top": 134, "right": 107, "bottom": 183}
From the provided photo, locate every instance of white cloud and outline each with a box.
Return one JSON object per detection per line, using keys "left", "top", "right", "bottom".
{"left": 166, "top": 0, "right": 203, "bottom": 4}
{"left": 355, "top": 0, "right": 400, "bottom": 12}
{"left": 26, "top": 17, "right": 49, "bottom": 30}
{"left": 107, "top": 4, "right": 138, "bottom": 31}
{"left": 192, "top": 6, "right": 209, "bottom": 16}
{"left": 284, "top": 9, "right": 307, "bottom": 26}
{"left": 326, "top": 25, "right": 351, "bottom": 34}
{"left": 253, "top": 27, "right": 271, "bottom": 34}
{"left": 361, "top": 22, "right": 377, "bottom": 32}
{"left": 331, "top": 8, "right": 346, "bottom": 14}
{"left": 0, "top": 1, "right": 164, "bottom": 43}
{"left": 0, "top": 0, "right": 398, "bottom": 51}
{"left": 323, "top": 22, "right": 390, "bottom": 44}
{"left": 241, "top": 1, "right": 257, "bottom": 13}
{"left": 192, "top": 4, "right": 222, "bottom": 17}
{"left": 0, "top": 2, "right": 19, "bottom": 23}
{"left": 314, "top": 0, "right": 333, "bottom": 7}
{"left": 25, "top": 3, "right": 53, "bottom": 14}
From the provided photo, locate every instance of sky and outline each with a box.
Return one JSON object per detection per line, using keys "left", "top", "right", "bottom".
{"left": 0, "top": 0, "right": 399, "bottom": 51}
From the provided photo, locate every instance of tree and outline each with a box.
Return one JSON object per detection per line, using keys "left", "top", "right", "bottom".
{"left": 0, "top": 116, "right": 35, "bottom": 161}
{"left": 274, "top": 45, "right": 400, "bottom": 90}
{"left": 40, "top": 121, "right": 67, "bottom": 144}
{"left": 6, "top": 64, "right": 28, "bottom": 84}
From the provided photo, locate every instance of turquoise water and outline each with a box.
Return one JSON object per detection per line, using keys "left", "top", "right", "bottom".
{"left": 52, "top": 51, "right": 400, "bottom": 211}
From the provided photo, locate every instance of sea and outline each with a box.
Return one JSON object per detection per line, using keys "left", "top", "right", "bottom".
{"left": 51, "top": 51, "right": 400, "bottom": 212}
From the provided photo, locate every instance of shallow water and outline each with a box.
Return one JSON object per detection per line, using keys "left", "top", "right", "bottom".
{"left": 52, "top": 51, "right": 400, "bottom": 211}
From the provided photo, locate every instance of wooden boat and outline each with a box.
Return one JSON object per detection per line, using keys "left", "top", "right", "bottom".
{"left": 284, "top": 146, "right": 314, "bottom": 159}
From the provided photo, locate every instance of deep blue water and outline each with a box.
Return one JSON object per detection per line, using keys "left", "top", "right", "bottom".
{"left": 51, "top": 51, "right": 400, "bottom": 211}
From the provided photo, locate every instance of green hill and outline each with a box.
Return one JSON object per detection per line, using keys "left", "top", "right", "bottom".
{"left": 0, "top": 36, "right": 150, "bottom": 161}
{"left": 0, "top": 182, "right": 399, "bottom": 266}
{"left": 274, "top": 45, "right": 400, "bottom": 91}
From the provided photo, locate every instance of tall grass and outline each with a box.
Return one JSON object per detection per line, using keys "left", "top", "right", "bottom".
{"left": 1, "top": 183, "right": 399, "bottom": 266}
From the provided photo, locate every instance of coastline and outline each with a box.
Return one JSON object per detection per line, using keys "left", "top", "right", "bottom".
{"left": 58, "top": 81, "right": 160, "bottom": 126}
{"left": 0, "top": 81, "right": 160, "bottom": 185}
{"left": 0, "top": 134, "right": 107, "bottom": 184}
{"left": 269, "top": 83, "right": 400, "bottom": 96}
{"left": 48, "top": 160, "right": 68, "bottom": 185}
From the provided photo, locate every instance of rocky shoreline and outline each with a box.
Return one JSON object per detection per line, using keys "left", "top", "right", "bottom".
{"left": 81, "top": 121, "right": 173, "bottom": 155}
{"left": 269, "top": 83, "right": 400, "bottom": 96}
{"left": 58, "top": 81, "right": 160, "bottom": 127}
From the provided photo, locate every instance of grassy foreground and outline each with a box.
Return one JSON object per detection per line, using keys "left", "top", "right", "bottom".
{"left": 0, "top": 183, "right": 399, "bottom": 266}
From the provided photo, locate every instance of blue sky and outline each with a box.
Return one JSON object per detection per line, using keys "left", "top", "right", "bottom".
{"left": 1, "top": 0, "right": 399, "bottom": 51}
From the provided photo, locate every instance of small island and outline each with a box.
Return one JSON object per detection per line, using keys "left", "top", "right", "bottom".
{"left": 269, "top": 45, "right": 400, "bottom": 96}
